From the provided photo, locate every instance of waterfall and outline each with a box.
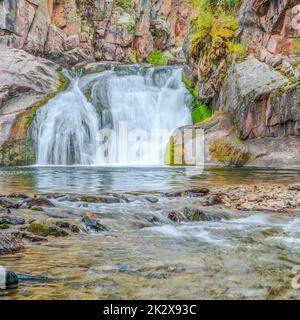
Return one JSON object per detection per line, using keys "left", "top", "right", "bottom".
{"left": 33, "top": 66, "right": 193, "bottom": 165}
{"left": 32, "top": 73, "right": 100, "bottom": 165}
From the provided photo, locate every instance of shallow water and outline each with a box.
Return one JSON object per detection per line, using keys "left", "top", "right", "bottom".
{"left": 0, "top": 166, "right": 300, "bottom": 299}
{"left": 1, "top": 166, "right": 300, "bottom": 195}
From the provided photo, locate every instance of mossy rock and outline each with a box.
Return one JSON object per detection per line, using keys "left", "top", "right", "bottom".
{"left": 164, "top": 135, "right": 186, "bottom": 165}
{"left": 30, "top": 206, "right": 43, "bottom": 212}
{"left": 209, "top": 137, "right": 252, "bottom": 167}
{"left": 27, "top": 222, "right": 69, "bottom": 237}
{"left": 0, "top": 224, "right": 10, "bottom": 230}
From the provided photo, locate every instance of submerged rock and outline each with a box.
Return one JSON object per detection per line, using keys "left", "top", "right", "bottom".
{"left": 164, "top": 188, "right": 210, "bottom": 198}
{"left": 23, "top": 198, "right": 55, "bottom": 208}
{"left": 288, "top": 183, "right": 300, "bottom": 191}
{"left": 167, "top": 207, "right": 224, "bottom": 222}
{"left": 0, "top": 231, "right": 24, "bottom": 255}
{"left": 186, "top": 188, "right": 210, "bottom": 196}
{"left": 65, "top": 194, "right": 121, "bottom": 203}
{"left": 82, "top": 212, "right": 108, "bottom": 232}
{"left": 27, "top": 222, "right": 69, "bottom": 237}
{"left": 0, "top": 197, "right": 20, "bottom": 209}
{"left": 7, "top": 193, "right": 29, "bottom": 199}
{"left": 0, "top": 216, "right": 25, "bottom": 225}
{"left": 54, "top": 221, "right": 80, "bottom": 233}
{"left": 22, "top": 232, "right": 48, "bottom": 243}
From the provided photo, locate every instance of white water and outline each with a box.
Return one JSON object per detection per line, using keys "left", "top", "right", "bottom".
{"left": 33, "top": 66, "right": 193, "bottom": 165}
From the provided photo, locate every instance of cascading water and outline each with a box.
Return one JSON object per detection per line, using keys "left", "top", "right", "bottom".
{"left": 33, "top": 66, "right": 193, "bottom": 165}
{"left": 32, "top": 72, "right": 100, "bottom": 165}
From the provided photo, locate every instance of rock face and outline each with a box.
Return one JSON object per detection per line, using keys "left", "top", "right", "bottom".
{"left": 219, "top": 1, "right": 300, "bottom": 140}
{"left": 218, "top": 57, "right": 300, "bottom": 139}
{"left": 0, "top": 45, "right": 62, "bottom": 165}
{"left": 181, "top": 0, "right": 300, "bottom": 167}
{"left": 0, "top": 0, "right": 192, "bottom": 65}
{"left": 238, "top": 0, "right": 300, "bottom": 64}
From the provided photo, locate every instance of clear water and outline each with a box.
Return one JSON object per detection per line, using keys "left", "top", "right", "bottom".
{"left": 0, "top": 166, "right": 300, "bottom": 300}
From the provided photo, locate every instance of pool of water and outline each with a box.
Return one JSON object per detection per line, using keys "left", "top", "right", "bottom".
{"left": 1, "top": 166, "right": 300, "bottom": 195}
{"left": 0, "top": 166, "right": 300, "bottom": 299}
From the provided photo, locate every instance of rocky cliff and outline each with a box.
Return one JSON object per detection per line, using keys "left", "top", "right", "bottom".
{"left": 177, "top": 0, "right": 300, "bottom": 168}
{"left": 1, "top": 0, "right": 300, "bottom": 167}
{"left": 0, "top": 0, "right": 191, "bottom": 65}
{"left": 0, "top": 45, "right": 68, "bottom": 165}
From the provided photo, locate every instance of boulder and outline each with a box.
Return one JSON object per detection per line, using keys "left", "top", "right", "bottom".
{"left": 0, "top": 45, "right": 62, "bottom": 165}
{"left": 0, "top": 267, "right": 19, "bottom": 289}
{"left": 23, "top": 197, "right": 55, "bottom": 208}
{"left": 217, "top": 58, "right": 300, "bottom": 139}
{"left": 27, "top": 222, "right": 69, "bottom": 237}
{"left": 0, "top": 231, "right": 24, "bottom": 255}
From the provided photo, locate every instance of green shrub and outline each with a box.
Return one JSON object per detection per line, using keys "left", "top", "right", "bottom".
{"left": 147, "top": 50, "right": 168, "bottom": 66}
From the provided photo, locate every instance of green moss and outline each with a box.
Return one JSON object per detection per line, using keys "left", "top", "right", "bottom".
{"left": 182, "top": 73, "right": 213, "bottom": 123}
{"left": 116, "top": 0, "right": 131, "bottom": 10}
{"left": 164, "top": 135, "right": 186, "bottom": 165}
{"left": 129, "top": 49, "right": 137, "bottom": 64}
{"left": 192, "top": 103, "right": 213, "bottom": 123}
{"left": 0, "top": 70, "right": 69, "bottom": 166}
{"left": 293, "top": 37, "right": 300, "bottom": 56}
{"left": 182, "top": 74, "right": 198, "bottom": 97}
{"left": 147, "top": 50, "right": 168, "bottom": 66}
{"left": 31, "top": 206, "right": 43, "bottom": 212}
{"left": 209, "top": 137, "right": 251, "bottom": 167}
{"left": 228, "top": 42, "right": 247, "bottom": 61}
{"left": 289, "top": 74, "right": 300, "bottom": 84}
{"left": 126, "top": 17, "right": 135, "bottom": 34}
{"left": 189, "top": 0, "right": 244, "bottom": 82}
{"left": 0, "top": 224, "right": 10, "bottom": 230}
{"left": 27, "top": 222, "right": 68, "bottom": 237}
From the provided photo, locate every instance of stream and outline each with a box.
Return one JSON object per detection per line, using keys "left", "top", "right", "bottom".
{"left": 0, "top": 166, "right": 300, "bottom": 299}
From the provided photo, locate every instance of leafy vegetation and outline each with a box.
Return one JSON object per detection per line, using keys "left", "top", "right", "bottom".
{"left": 182, "top": 74, "right": 213, "bottom": 124}
{"left": 192, "top": 103, "right": 213, "bottom": 123}
{"left": 147, "top": 49, "right": 168, "bottom": 66}
{"left": 116, "top": 0, "right": 131, "bottom": 10}
{"left": 189, "top": 0, "right": 245, "bottom": 80}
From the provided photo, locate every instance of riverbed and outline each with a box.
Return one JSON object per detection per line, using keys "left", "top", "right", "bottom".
{"left": 0, "top": 166, "right": 300, "bottom": 299}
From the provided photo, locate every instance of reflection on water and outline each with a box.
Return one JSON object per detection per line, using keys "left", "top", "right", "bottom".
{"left": 0, "top": 166, "right": 300, "bottom": 299}
{"left": 1, "top": 166, "right": 300, "bottom": 195}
